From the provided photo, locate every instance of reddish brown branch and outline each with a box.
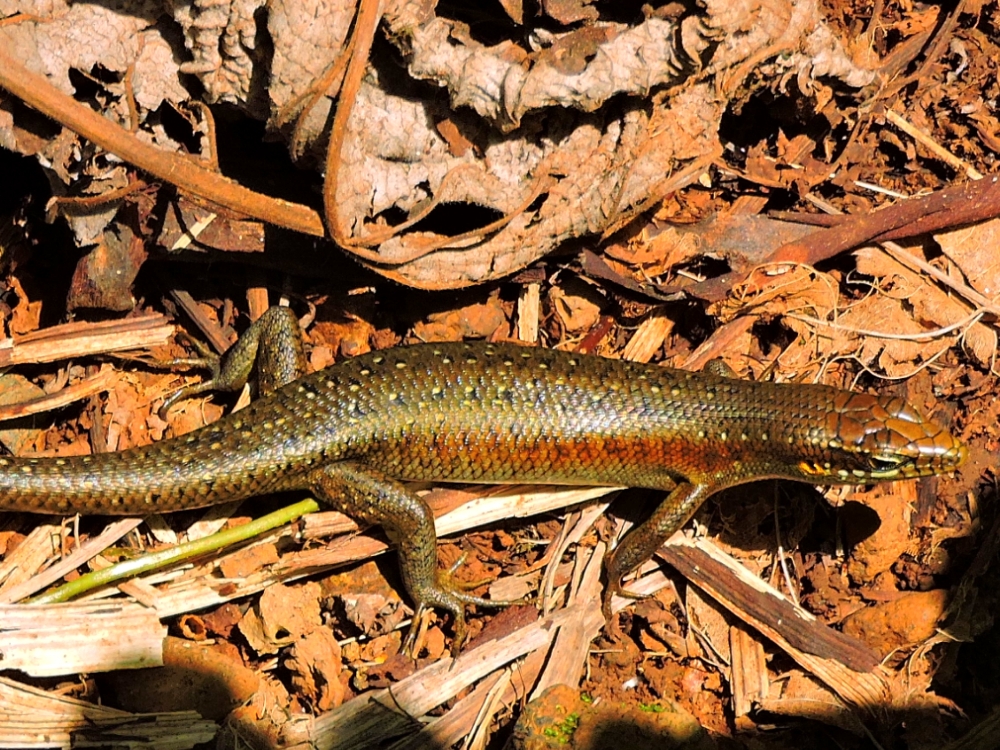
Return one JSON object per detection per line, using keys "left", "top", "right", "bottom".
{"left": 0, "top": 46, "right": 325, "bottom": 238}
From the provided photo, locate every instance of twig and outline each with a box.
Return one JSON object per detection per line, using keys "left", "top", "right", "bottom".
{"left": 785, "top": 308, "right": 985, "bottom": 342}
{"left": 0, "top": 518, "right": 143, "bottom": 603}
{"left": 885, "top": 108, "right": 983, "bottom": 179}
{"left": 0, "top": 46, "right": 325, "bottom": 237}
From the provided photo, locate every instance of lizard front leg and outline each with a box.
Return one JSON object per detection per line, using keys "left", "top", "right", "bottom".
{"left": 305, "top": 460, "right": 508, "bottom": 652}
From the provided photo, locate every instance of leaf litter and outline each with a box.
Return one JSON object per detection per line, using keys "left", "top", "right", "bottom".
{"left": 0, "top": 0, "right": 997, "bottom": 747}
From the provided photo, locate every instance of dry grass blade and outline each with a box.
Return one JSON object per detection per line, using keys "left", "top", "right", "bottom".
{"left": 0, "top": 676, "right": 216, "bottom": 749}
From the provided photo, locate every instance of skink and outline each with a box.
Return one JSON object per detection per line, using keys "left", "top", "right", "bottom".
{"left": 0, "top": 308, "right": 967, "bottom": 644}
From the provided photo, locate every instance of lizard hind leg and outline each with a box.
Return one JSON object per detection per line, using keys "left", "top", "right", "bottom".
{"left": 603, "top": 481, "right": 712, "bottom": 620}
{"left": 306, "top": 460, "right": 510, "bottom": 654}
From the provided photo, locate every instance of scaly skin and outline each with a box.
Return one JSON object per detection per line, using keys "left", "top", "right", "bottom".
{"left": 0, "top": 308, "right": 968, "bottom": 645}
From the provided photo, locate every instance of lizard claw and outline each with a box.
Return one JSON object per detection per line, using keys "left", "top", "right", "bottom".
{"left": 409, "top": 568, "right": 529, "bottom": 657}
{"left": 602, "top": 577, "right": 646, "bottom": 621}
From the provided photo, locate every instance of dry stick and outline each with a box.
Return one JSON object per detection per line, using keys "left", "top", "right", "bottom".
{"left": 788, "top": 178, "right": 1000, "bottom": 268}
{"left": 804, "top": 194, "right": 1000, "bottom": 320}
{"left": 785, "top": 308, "right": 986, "bottom": 343}
{"left": 189, "top": 101, "right": 221, "bottom": 171}
{"left": 871, "top": 0, "right": 965, "bottom": 111}
{"left": 50, "top": 177, "right": 150, "bottom": 211}
{"left": 884, "top": 109, "right": 984, "bottom": 180}
{"left": 0, "top": 674, "right": 216, "bottom": 747}
{"left": 32, "top": 500, "right": 319, "bottom": 605}
{"left": 0, "top": 368, "right": 118, "bottom": 421}
{"left": 0, "top": 518, "right": 144, "bottom": 603}
{"left": 319, "top": 0, "right": 488, "bottom": 258}
{"left": 285, "top": 45, "right": 352, "bottom": 160}
{"left": 516, "top": 282, "right": 541, "bottom": 343}
{"left": 322, "top": 0, "right": 382, "bottom": 248}
{"left": 168, "top": 289, "right": 232, "bottom": 355}
{"left": 854, "top": 180, "right": 913, "bottom": 200}
{"left": 797, "top": 198, "right": 997, "bottom": 380}
{"left": 904, "top": 0, "right": 970, "bottom": 92}
{"left": 692, "top": 176, "right": 1000, "bottom": 304}
{"left": 0, "top": 46, "right": 325, "bottom": 237}
{"left": 657, "top": 539, "right": 881, "bottom": 675}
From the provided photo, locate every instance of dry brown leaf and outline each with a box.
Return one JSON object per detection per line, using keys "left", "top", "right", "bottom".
{"left": 935, "top": 219, "right": 1000, "bottom": 367}
{"left": 284, "top": 629, "right": 345, "bottom": 711}
{"left": 0, "top": 374, "right": 47, "bottom": 455}
{"left": 720, "top": 265, "right": 839, "bottom": 322}
{"left": 744, "top": 132, "right": 824, "bottom": 188}
{"left": 549, "top": 278, "right": 604, "bottom": 333}
{"left": 239, "top": 582, "right": 323, "bottom": 655}
{"left": 1, "top": 0, "right": 881, "bottom": 289}
{"left": 854, "top": 246, "right": 974, "bottom": 371}
{"left": 606, "top": 226, "right": 702, "bottom": 278}
{"left": 933, "top": 221, "right": 1000, "bottom": 294}
{"left": 200, "top": 603, "right": 244, "bottom": 639}
{"left": 340, "top": 591, "right": 407, "bottom": 640}
{"left": 307, "top": 319, "right": 375, "bottom": 366}
{"left": 218, "top": 542, "right": 280, "bottom": 579}
{"left": 895, "top": 5, "right": 941, "bottom": 36}
{"left": 842, "top": 295, "right": 932, "bottom": 375}
{"left": 7, "top": 276, "right": 41, "bottom": 336}
{"left": 410, "top": 298, "right": 508, "bottom": 342}
{"left": 713, "top": 264, "right": 840, "bottom": 375}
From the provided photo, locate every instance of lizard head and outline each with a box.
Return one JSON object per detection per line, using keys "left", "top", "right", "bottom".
{"left": 793, "top": 391, "right": 967, "bottom": 483}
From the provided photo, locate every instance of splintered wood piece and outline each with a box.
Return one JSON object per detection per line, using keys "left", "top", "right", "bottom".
{"left": 0, "top": 367, "right": 117, "bottom": 421}
{"left": 0, "top": 518, "right": 144, "bottom": 603}
{"left": 656, "top": 537, "right": 881, "bottom": 673}
{"left": 0, "top": 314, "right": 174, "bottom": 366}
{"left": 0, "top": 601, "right": 166, "bottom": 676}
